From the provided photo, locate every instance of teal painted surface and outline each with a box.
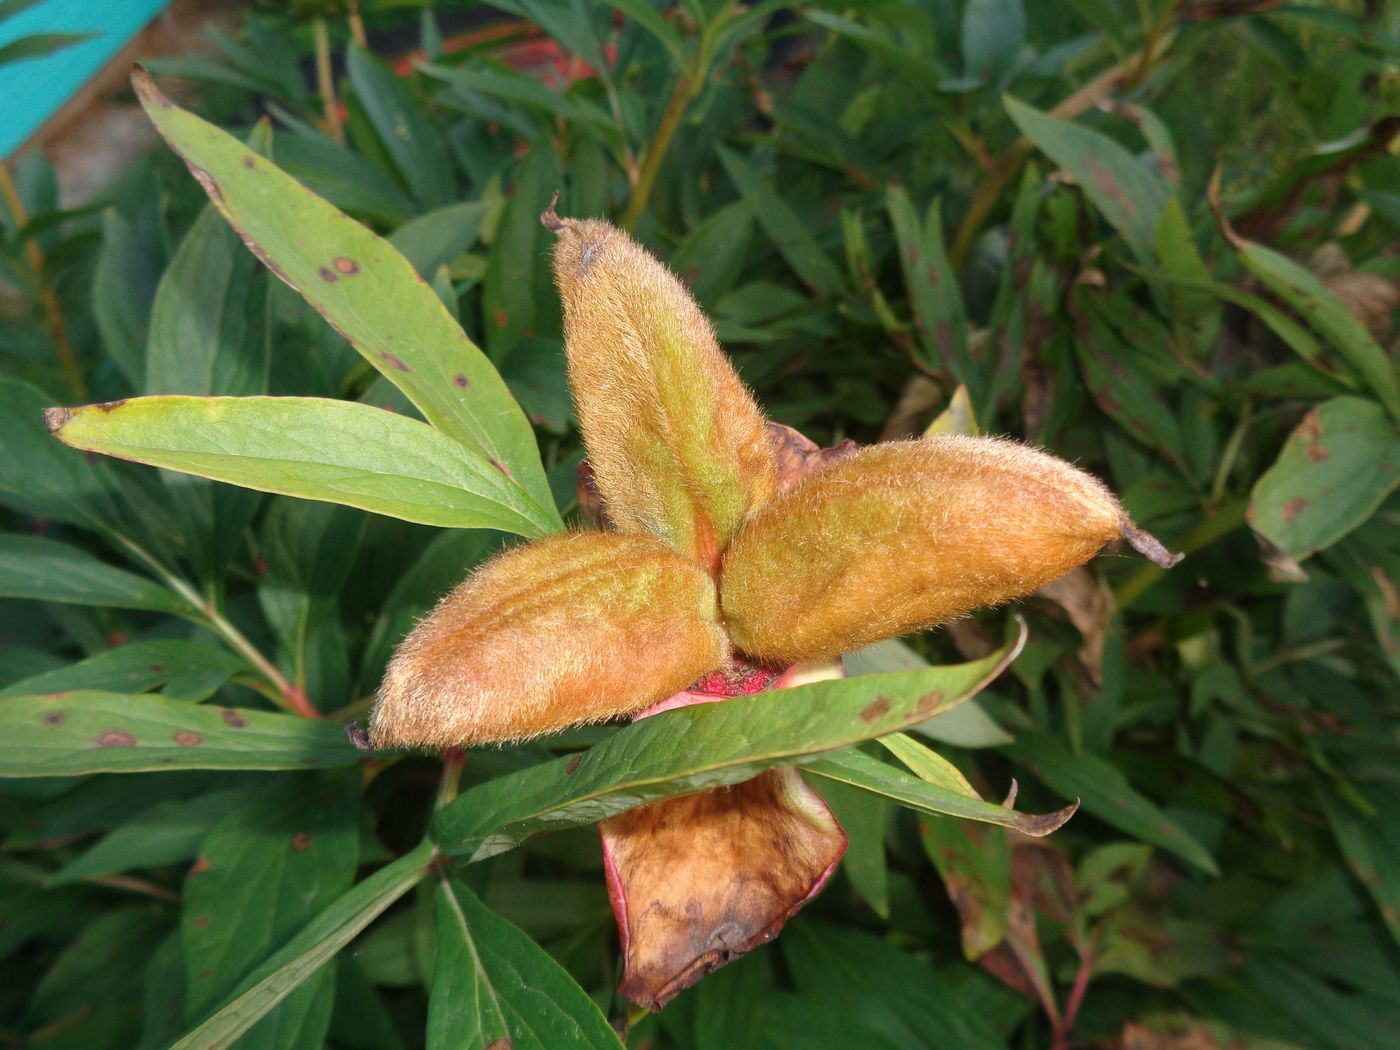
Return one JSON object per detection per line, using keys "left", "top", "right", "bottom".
{"left": 1, "top": 0, "right": 172, "bottom": 157}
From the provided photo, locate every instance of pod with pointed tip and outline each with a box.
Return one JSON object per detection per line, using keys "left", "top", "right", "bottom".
{"left": 719, "top": 435, "right": 1174, "bottom": 665}
{"left": 371, "top": 531, "right": 730, "bottom": 748}
{"left": 545, "top": 207, "right": 775, "bottom": 571}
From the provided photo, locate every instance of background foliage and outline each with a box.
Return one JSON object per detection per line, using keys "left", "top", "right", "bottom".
{"left": 2, "top": 0, "right": 1400, "bottom": 1047}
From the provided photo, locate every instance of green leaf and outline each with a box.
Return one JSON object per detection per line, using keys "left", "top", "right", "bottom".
{"left": 805, "top": 749, "right": 1075, "bottom": 836}
{"left": 183, "top": 773, "right": 360, "bottom": 1048}
{"left": 668, "top": 197, "right": 757, "bottom": 310}
{"left": 1249, "top": 397, "right": 1400, "bottom": 561}
{"left": 47, "top": 395, "right": 562, "bottom": 537}
{"left": 481, "top": 142, "right": 560, "bottom": 363}
{"left": 147, "top": 201, "right": 269, "bottom": 398}
{"left": 131, "top": 71, "right": 555, "bottom": 515}
{"left": 886, "top": 186, "right": 973, "bottom": 387}
{"left": 345, "top": 47, "right": 456, "bottom": 209}
{"left": 0, "top": 378, "right": 123, "bottom": 532}
{"left": 920, "top": 815, "right": 1010, "bottom": 958}
{"left": 819, "top": 780, "right": 890, "bottom": 918}
{"left": 717, "top": 144, "right": 846, "bottom": 296}
{"left": 0, "top": 692, "right": 359, "bottom": 775}
{"left": 26, "top": 905, "right": 165, "bottom": 1032}
{"left": 782, "top": 922, "right": 1004, "bottom": 1050}
{"left": 434, "top": 633, "right": 1023, "bottom": 860}
{"left": 427, "top": 875, "right": 622, "bottom": 1050}
{"left": 1005, "top": 95, "right": 1169, "bottom": 261}
{"left": 0, "top": 639, "right": 246, "bottom": 700}
{"left": 1321, "top": 784, "right": 1400, "bottom": 947}
{"left": 0, "top": 535, "right": 186, "bottom": 615}
{"left": 0, "top": 30, "right": 95, "bottom": 65}
{"left": 389, "top": 201, "right": 486, "bottom": 278}
{"left": 1005, "top": 733, "right": 1219, "bottom": 873}
{"left": 51, "top": 787, "right": 249, "bottom": 885}
{"left": 1075, "top": 301, "right": 1187, "bottom": 468}
{"left": 1234, "top": 240, "right": 1400, "bottom": 423}
{"left": 877, "top": 732, "right": 978, "bottom": 796}
{"left": 172, "top": 840, "right": 435, "bottom": 1050}
{"left": 93, "top": 205, "right": 165, "bottom": 388}
{"left": 961, "top": 0, "right": 1025, "bottom": 81}
{"left": 601, "top": 0, "right": 685, "bottom": 61}
{"left": 843, "top": 638, "right": 1011, "bottom": 747}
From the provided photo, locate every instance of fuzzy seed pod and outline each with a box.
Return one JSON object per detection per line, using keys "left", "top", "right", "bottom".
{"left": 544, "top": 206, "right": 776, "bottom": 571}
{"left": 720, "top": 435, "right": 1167, "bottom": 665}
{"left": 371, "top": 531, "right": 729, "bottom": 748}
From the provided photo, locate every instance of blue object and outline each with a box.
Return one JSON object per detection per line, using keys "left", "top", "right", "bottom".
{"left": 0, "top": 0, "right": 172, "bottom": 158}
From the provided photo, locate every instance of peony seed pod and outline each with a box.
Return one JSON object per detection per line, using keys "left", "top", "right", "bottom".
{"left": 720, "top": 435, "right": 1175, "bottom": 665}
{"left": 543, "top": 204, "right": 775, "bottom": 572}
{"left": 371, "top": 531, "right": 729, "bottom": 748}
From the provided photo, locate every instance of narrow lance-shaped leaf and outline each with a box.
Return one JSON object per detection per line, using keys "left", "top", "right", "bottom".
{"left": 805, "top": 748, "right": 1076, "bottom": 837}
{"left": 172, "top": 840, "right": 436, "bottom": 1050}
{"left": 130, "top": 70, "right": 559, "bottom": 523}
{"left": 0, "top": 639, "right": 246, "bottom": 700}
{"left": 887, "top": 186, "right": 974, "bottom": 390}
{"left": 46, "top": 396, "right": 561, "bottom": 537}
{"left": 1006, "top": 732, "right": 1219, "bottom": 874}
{"left": 1234, "top": 238, "right": 1400, "bottom": 424}
{"left": 428, "top": 875, "right": 623, "bottom": 1050}
{"left": 0, "top": 692, "right": 360, "bottom": 776}
{"left": 0, "top": 534, "right": 186, "bottom": 615}
{"left": 433, "top": 629, "right": 1024, "bottom": 860}
{"left": 1005, "top": 94, "right": 1168, "bottom": 262}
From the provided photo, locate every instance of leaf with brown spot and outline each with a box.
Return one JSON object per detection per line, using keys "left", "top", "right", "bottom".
{"left": 1005, "top": 95, "right": 1169, "bottom": 262}
{"left": 0, "top": 692, "right": 358, "bottom": 775}
{"left": 183, "top": 772, "right": 360, "bottom": 1043}
{"left": 130, "top": 72, "right": 557, "bottom": 523}
{"left": 434, "top": 633, "right": 1022, "bottom": 860}
{"left": 1250, "top": 396, "right": 1400, "bottom": 561}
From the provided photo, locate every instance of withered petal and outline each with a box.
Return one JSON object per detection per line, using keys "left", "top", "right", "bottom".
{"left": 600, "top": 767, "right": 846, "bottom": 1011}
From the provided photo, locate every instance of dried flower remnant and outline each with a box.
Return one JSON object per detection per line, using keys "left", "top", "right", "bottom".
{"left": 369, "top": 201, "right": 1180, "bottom": 1010}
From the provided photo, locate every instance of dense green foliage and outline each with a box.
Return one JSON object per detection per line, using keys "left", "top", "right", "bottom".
{"left": 2, "top": 1, "right": 1399, "bottom": 1047}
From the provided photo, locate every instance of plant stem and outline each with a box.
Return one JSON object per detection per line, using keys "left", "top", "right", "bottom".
{"left": 313, "top": 17, "right": 343, "bottom": 144}
{"left": 110, "top": 534, "right": 319, "bottom": 718}
{"left": 0, "top": 160, "right": 86, "bottom": 399}
{"left": 346, "top": 0, "right": 367, "bottom": 49}
{"left": 1113, "top": 500, "right": 1247, "bottom": 609}
{"left": 619, "top": 71, "right": 695, "bottom": 232}
{"left": 435, "top": 749, "right": 466, "bottom": 810}
{"left": 86, "top": 874, "right": 181, "bottom": 902}
{"left": 1052, "top": 936, "right": 1097, "bottom": 1050}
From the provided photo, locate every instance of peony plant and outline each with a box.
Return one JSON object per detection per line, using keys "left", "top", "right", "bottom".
{"left": 370, "top": 200, "right": 1180, "bottom": 1009}
{"left": 42, "top": 69, "right": 1182, "bottom": 1027}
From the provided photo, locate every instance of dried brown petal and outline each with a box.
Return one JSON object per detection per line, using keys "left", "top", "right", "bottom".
{"left": 721, "top": 436, "right": 1171, "bottom": 664}
{"left": 370, "top": 531, "right": 729, "bottom": 748}
{"left": 600, "top": 767, "right": 846, "bottom": 1010}
{"left": 546, "top": 208, "right": 775, "bottom": 570}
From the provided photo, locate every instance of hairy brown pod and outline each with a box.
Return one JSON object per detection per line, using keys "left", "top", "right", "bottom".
{"left": 720, "top": 435, "right": 1150, "bottom": 665}
{"left": 370, "top": 531, "right": 729, "bottom": 749}
{"left": 544, "top": 206, "right": 775, "bottom": 570}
